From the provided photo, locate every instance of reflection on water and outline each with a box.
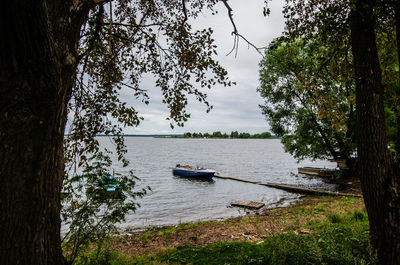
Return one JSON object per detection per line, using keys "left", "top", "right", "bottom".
{"left": 98, "top": 137, "right": 337, "bottom": 229}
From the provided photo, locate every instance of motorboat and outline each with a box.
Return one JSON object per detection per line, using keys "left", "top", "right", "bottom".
{"left": 172, "top": 164, "right": 215, "bottom": 179}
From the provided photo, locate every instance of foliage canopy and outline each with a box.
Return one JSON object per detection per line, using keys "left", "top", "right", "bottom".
{"left": 260, "top": 0, "right": 400, "bottom": 163}
{"left": 262, "top": 0, "right": 400, "bottom": 262}
{"left": 259, "top": 37, "right": 355, "bottom": 162}
{"left": 62, "top": 0, "right": 235, "bottom": 262}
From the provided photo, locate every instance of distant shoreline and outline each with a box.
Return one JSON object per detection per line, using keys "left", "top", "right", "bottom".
{"left": 96, "top": 134, "right": 184, "bottom": 137}
{"left": 94, "top": 134, "right": 280, "bottom": 139}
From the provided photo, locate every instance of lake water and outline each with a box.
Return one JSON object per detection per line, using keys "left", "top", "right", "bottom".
{"left": 100, "top": 137, "right": 337, "bottom": 230}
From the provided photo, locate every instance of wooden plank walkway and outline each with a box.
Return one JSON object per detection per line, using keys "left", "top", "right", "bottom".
{"left": 231, "top": 200, "right": 265, "bottom": 209}
{"left": 214, "top": 174, "right": 361, "bottom": 198}
{"left": 259, "top": 183, "right": 361, "bottom": 197}
{"left": 214, "top": 173, "right": 261, "bottom": 184}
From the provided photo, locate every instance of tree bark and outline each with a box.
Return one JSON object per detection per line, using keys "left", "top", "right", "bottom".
{"left": 0, "top": 1, "right": 65, "bottom": 264}
{"left": 350, "top": 1, "right": 400, "bottom": 264}
{"left": 394, "top": 0, "right": 400, "bottom": 159}
{"left": 0, "top": 1, "right": 90, "bottom": 264}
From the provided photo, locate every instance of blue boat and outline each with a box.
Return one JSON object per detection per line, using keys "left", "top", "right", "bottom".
{"left": 100, "top": 174, "right": 120, "bottom": 192}
{"left": 172, "top": 164, "right": 215, "bottom": 180}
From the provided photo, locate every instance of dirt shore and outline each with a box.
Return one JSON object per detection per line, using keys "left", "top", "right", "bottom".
{"left": 111, "top": 178, "right": 363, "bottom": 258}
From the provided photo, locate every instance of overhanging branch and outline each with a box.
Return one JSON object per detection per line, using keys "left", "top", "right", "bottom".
{"left": 220, "top": 0, "right": 266, "bottom": 56}
{"left": 182, "top": 0, "right": 188, "bottom": 22}
{"left": 93, "top": 0, "right": 112, "bottom": 5}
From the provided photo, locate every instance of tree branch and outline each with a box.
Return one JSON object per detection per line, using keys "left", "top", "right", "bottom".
{"left": 220, "top": 0, "right": 265, "bottom": 56}
{"left": 182, "top": 0, "right": 188, "bottom": 22}
{"left": 104, "top": 22, "right": 165, "bottom": 28}
{"left": 93, "top": 0, "right": 112, "bottom": 5}
{"left": 221, "top": 0, "right": 237, "bottom": 33}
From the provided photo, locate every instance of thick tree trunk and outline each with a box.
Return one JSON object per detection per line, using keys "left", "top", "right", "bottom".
{"left": 0, "top": 1, "right": 89, "bottom": 264}
{"left": 0, "top": 1, "right": 66, "bottom": 264}
{"left": 394, "top": 0, "right": 400, "bottom": 158}
{"left": 350, "top": 1, "right": 400, "bottom": 264}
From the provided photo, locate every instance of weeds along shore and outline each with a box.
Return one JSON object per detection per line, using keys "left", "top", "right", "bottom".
{"left": 72, "top": 194, "right": 375, "bottom": 265}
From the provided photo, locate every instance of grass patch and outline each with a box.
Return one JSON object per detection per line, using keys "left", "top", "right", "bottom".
{"left": 74, "top": 248, "right": 134, "bottom": 265}
{"left": 159, "top": 242, "right": 267, "bottom": 265}
{"left": 154, "top": 220, "right": 209, "bottom": 237}
{"left": 240, "top": 216, "right": 262, "bottom": 224}
{"left": 72, "top": 197, "right": 372, "bottom": 264}
{"left": 75, "top": 208, "right": 375, "bottom": 265}
{"left": 327, "top": 213, "right": 342, "bottom": 223}
{"left": 147, "top": 210, "right": 373, "bottom": 265}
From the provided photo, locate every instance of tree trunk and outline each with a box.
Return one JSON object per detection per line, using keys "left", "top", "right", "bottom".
{"left": 0, "top": 1, "right": 65, "bottom": 264}
{"left": 350, "top": 1, "right": 400, "bottom": 264}
{"left": 0, "top": 1, "right": 89, "bottom": 264}
{"left": 394, "top": 0, "right": 400, "bottom": 159}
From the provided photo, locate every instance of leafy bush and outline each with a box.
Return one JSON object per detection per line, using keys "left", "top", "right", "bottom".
{"left": 62, "top": 152, "right": 149, "bottom": 264}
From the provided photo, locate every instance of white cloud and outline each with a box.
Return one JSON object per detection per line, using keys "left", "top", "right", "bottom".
{"left": 123, "top": 0, "right": 285, "bottom": 134}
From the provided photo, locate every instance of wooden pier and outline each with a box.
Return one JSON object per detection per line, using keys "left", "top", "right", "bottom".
{"left": 214, "top": 173, "right": 261, "bottom": 184}
{"left": 260, "top": 183, "right": 361, "bottom": 197}
{"left": 214, "top": 173, "right": 361, "bottom": 198}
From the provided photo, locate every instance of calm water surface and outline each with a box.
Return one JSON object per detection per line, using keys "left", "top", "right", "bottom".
{"left": 100, "top": 137, "right": 336, "bottom": 229}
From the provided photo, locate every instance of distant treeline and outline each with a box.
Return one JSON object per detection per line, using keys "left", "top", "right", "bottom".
{"left": 180, "top": 131, "right": 273, "bottom": 139}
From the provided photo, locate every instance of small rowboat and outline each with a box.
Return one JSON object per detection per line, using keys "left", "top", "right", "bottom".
{"left": 172, "top": 164, "right": 215, "bottom": 180}
{"left": 298, "top": 167, "right": 336, "bottom": 177}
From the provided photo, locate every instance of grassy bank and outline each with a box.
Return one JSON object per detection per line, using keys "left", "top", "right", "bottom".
{"left": 73, "top": 196, "right": 375, "bottom": 264}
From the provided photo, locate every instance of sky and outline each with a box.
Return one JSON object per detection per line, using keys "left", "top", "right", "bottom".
{"left": 122, "top": 0, "right": 286, "bottom": 135}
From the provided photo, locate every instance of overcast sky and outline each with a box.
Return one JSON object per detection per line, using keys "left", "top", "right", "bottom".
{"left": 122, "top": 0, "right": 286, "bottom": 135}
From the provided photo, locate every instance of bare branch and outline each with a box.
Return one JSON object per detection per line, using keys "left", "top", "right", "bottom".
{"left": 93, "top": 0, "right": 112, "bottom": 5}
{"left": 104, "top": 22, "right": 165, "bottom": 28}
{"left": 234, "top": 33, "right": 266, "bottom": 55}
{"left": 220, "top": 0, "right": 266, "bottom": 56}
{"left": 182, "top": 0, "right": 188, "bottom": 22}
{"left": 221, "top": 0, "right": 237, "bottom": 33}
